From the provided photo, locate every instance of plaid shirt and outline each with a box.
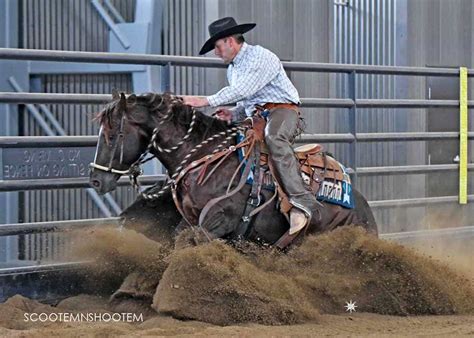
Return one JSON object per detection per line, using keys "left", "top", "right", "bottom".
{"left": 207, "top": 43, "right": 300, "bottom": 118}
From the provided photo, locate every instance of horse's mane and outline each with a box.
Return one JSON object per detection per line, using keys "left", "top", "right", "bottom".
{"left": 94, "top": 92, "right": 234, "bottom": 142}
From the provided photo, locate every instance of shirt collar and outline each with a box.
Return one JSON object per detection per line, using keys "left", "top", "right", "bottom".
{"left": 231, "top": 42, "right": 248, "bottom": 66}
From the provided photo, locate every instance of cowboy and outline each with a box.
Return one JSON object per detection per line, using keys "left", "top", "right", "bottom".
{"left": 182, "top": 17, "right": 321, "bottom": 236}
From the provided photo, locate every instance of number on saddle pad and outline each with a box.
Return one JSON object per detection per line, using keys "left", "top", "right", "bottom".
{"left": 294, "top": 143, "right": 354, "bottom": 209}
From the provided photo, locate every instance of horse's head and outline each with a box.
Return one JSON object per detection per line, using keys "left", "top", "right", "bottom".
{"left": 90, "top": 89, "right": 232, "bottom": 194}
{"left": 89, "top": 90, "right": 160, "bottom": 194}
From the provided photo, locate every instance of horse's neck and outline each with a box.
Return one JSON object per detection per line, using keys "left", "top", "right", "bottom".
{"left": 150, "top": 121, "right": 234, "bottom": 175}
{"left": 153, "top": 140, "right": 227, "bottom": 174}
{"left": 151, "top": 144, "right": 194, "bottom": 175}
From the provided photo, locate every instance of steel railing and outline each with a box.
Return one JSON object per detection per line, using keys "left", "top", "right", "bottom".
{"left": 0, "top": 47, "right": 472, "bottom": 277}
{"left": 1, "top": 47, "right": 474, "bottom": 76}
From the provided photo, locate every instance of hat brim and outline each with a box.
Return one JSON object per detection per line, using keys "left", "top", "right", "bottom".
{"left": 199, "top": 23, "right": 256, "bottom": 55}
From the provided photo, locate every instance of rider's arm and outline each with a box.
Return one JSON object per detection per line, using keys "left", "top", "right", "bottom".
{"left": 207, "top": 48, "right": 281, "bottom": 107}
{"left": 231, "top": 102, "right": 246, "bottom": 121}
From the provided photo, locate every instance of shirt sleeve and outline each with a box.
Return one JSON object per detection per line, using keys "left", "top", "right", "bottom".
{"left": 207, "top": 49, "right": 281, "bottom": 107}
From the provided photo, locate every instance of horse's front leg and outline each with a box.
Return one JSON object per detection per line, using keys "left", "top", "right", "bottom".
{"left": 200, "top": 203, "right": 233, "bottom": 238}
{"left": 180, "top": 162, "right": 248, "bottom": 242}
{"left": 173, "top": 222, "right": 215, "bottom": 249}
{"left": 181, "top": 193, "right": 244, "bottom": 243}
{"left": 120, "top": 183, "right": 181, "bottom": 244}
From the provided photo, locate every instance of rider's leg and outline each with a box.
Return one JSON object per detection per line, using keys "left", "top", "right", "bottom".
{"left": 264, "top": 108, "right": 323, "bottom": 234}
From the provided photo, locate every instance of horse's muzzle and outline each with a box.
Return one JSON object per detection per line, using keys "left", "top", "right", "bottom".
{"left": 89, "top": 170, "right": 119, "bottom": 194}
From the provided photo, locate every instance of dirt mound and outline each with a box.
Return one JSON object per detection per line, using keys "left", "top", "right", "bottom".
{"left": 278, "top": 226, "right": 474, "bottom": 315}
{"left": 56, "top": 294, "right": 110, "bottom": 312}
{"left": 154, "top": 240, "right": 319, "bottom": 325}
{"left": 152, "top": 226, "right": 474, "bottom": 325}
{"left": 0, "top": 295, "right": 58, "bottom": 330}
{"left": 2, "top": 225, "right": 472, "bottom": 328}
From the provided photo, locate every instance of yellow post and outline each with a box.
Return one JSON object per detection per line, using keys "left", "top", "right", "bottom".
{"left": 459, "top": 67, "right": 468, "bottom": 204}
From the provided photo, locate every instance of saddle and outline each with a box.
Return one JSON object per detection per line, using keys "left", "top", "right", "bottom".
{"left": 242, "top": 114, "right": 347, "bottom": 214}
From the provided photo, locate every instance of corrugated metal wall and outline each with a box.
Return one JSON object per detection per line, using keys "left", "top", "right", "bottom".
{"left": 332, "top": 0, "right": 408, "bottom": 233}
{"left": 162, "top": 0, "right": 207, "bottom": 95}
{"left": 21, "top": 0, "right": 135, "bottom": 51}
{"left": 18, "top": 0, "right": 137, "bottom": 261}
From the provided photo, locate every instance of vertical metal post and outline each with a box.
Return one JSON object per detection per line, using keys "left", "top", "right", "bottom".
{"left": 162, "top": 62, "right": 171, "bottom": 92}
{"left": 349, "top": 71, "right": 357, "bottom": 186}
{"left": 459, "top": 67, "right": 468, "bottom": 204}
{"left": 0, "top": 0, "right": 21, "bottom": 264}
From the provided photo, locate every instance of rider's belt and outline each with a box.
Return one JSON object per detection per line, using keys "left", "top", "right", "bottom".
{"left": 263, "top": 102, "right": 299, "bottom": 113}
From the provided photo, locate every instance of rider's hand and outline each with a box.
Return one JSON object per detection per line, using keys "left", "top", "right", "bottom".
{"left": 182, "top": 96, "right": 209, "bottom": 108}
{"left": 213, "top": 108, "right": 233, "bottom": 122}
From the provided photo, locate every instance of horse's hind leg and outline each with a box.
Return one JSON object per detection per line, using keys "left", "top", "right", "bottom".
{"left": 353, "top": 188, "right": 378, "bottom": 236}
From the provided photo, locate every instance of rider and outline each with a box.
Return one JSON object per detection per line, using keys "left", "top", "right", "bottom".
{"left": 183, "top": 17, "right": 321, "bottom": 236}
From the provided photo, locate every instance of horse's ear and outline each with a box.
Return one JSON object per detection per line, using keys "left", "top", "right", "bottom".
{"left": 112, "top": 89, "right": 120, "bottom": 100}
{"left": 118, "top": 92, "right": 127, "bottom": 111}
{"left": 127, "top": 94, "right": 137, "bottom": 105}
{"left": 162, "top": 92, "right": 172, "bottom": 101}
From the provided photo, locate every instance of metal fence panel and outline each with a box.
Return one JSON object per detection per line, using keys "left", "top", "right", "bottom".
{"left": 17, "top": 0, "right": 137, "bottom": 262}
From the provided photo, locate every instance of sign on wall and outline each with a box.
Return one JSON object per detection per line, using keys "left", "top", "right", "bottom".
{"left": 2, "top": 147, "right": 95, "bottom": 180}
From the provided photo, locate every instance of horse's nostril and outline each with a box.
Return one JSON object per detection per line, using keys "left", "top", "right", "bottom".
{"left": 91, "top": 180, "right": 101, "bottom": 188}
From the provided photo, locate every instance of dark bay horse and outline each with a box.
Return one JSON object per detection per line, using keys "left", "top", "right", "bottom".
{"left": 89, "top": 92, "right": 377, "bottom": 245}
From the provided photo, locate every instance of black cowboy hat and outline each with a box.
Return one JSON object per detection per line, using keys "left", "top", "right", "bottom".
{"left": 199, "top": 17, "right": 256, "bottom": 55}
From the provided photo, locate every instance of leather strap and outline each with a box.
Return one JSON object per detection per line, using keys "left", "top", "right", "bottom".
{"left": 235, "top": 142, "right": 262, "bottom": 238}
{"left": 171, "top": 182, "right": 196, "bottom": 227}
{"left": 263, "top": 102, "right": 299, "bottom": 113}
{"left": 171, "top": 137, "right": 252, "bottom": 227}
{"left": 267, "top": 159, "right": 292, "bottom": 214}
{"left": 198, "top": 150, "right": 255, "bottom": 227}
{"left": 274, "top": 229, "right": 304, "bottom": 250}
{"left": 173, "top": 139, "right": 250, "bottom": 190}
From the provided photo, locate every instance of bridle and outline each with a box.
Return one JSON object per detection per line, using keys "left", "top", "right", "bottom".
{"left": 89, "top": 97, "right": 199, "bottom": 189}
{"left": 89, "top": 113, "right": 131, "bottom": 175}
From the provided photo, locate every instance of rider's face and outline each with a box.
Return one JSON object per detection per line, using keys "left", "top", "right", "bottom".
{"left": 214, "top": 38, "right": 235, "bottom": 64}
